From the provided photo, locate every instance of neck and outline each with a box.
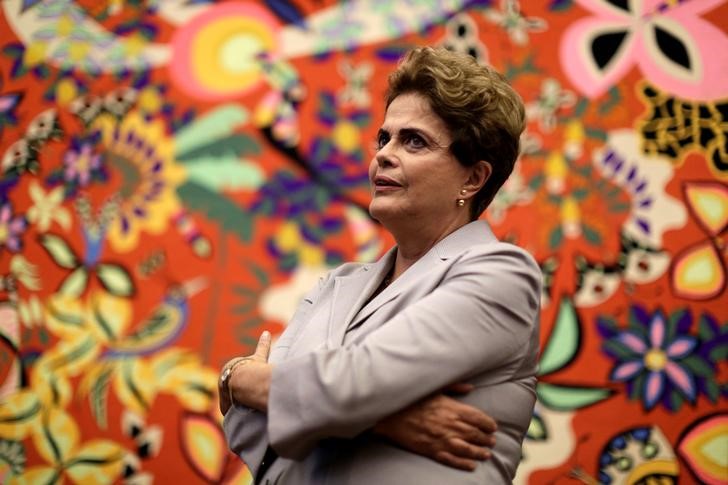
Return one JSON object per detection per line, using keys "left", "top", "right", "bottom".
{"left": 387, "top": 213, "right": 471, "bottom": 279}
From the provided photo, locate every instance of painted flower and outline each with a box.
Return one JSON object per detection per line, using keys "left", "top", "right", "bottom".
{"left": 559, "top": 0, "right": 728, "bottom": 100}
{"left": 13, "top": 407, "right": 125, "bottom": 484}
{"left": 0, "top": 202, "right": 27, "bottom": 253}
{"left": 97, "top": 112, "right": 185, "bottom": 252}
{"left": 483, "top": 0, "right": 547, "bottom": 46}
{"left": 600, "top": 306, "right": 699, "bottom": 411}
{"left": 526, "top": 78, "right": 576, "bottom": 133}
{"left": 27, "top": 181, "right": 71, "bottom": 232}
{"left": 61, "top": 132, "right": 105, "bottom": 189}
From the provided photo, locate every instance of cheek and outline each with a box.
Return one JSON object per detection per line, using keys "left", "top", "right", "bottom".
{"left": 368, "top": 159, "right": 377, "bottom": 182}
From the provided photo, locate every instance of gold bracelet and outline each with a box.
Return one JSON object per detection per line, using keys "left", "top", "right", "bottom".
{"left": 221, "top": 357, "right": 252, "bottom": 405}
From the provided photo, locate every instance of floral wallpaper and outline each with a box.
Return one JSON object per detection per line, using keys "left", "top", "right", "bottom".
{"left": 0, "top": 0, "right": 726, "bottom": 484}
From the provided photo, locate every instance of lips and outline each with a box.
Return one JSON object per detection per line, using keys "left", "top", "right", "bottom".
{"left": 373, "top": 175, "right": 402, "bottom": 188}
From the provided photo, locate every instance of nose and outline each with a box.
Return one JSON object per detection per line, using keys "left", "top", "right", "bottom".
{"left": 374, "top": 140, "right": 398, "bottom": 168}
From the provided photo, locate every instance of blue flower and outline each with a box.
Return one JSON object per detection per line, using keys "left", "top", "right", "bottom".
{"left": 599, "top": 306, "right": 699, "bottom": 411}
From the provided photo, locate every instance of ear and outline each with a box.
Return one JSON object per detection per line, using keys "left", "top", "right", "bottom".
{"left": 463, "top": 160, "right": 492, "bottom": 196}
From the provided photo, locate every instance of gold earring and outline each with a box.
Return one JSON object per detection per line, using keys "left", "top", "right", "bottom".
{"left": 457, "top": 199, "right": 465, "bottom": 207}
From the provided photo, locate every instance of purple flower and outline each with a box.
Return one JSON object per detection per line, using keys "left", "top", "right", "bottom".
{"left": 0, "top": 202, "right": 27, "bottom": 253}
{"left": 62, "top": 133, "right": 104, "bottom": 187}
{"left": 600, "top": 306, "right": 699, "bottom": 411}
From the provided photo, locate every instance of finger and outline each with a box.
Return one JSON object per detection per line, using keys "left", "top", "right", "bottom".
{"left": 459, "top": 407, "right": 497, "bottom": 433}
{"left": 447, "top": 437, "right": 491, "bottom": 462}
{"left": 434, "top": 451, "right": 478, "bottom": 471}
{"left": 253, "top": 331, "right": 272, "bottom": 361}
{"left": 453, "top": 422, "right": 495, "bottom": 447}
{"left": 443, "top": 382, "right": 475, "bottom": 395}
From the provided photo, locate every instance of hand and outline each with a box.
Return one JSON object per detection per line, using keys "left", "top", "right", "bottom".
{"left": 218, "top": 331, "right": 272, "bottom": 416}
{"left": 373, "top": 384, "right": 497, "bottom": 471}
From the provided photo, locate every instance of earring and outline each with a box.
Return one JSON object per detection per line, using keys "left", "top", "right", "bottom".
{"left": 456, "top": 188, "right": 467, "bottom": 207}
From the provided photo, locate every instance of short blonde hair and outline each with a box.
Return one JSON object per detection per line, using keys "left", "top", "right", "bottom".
{"left": 385, "top": 47, "right": 525, "bottom": 219}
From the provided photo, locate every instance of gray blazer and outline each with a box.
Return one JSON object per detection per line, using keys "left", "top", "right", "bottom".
{"left": 224, "top": 220, "right": 541, "bottom": 484}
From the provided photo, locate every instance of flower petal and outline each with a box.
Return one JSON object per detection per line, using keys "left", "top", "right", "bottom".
{"left": 666, "top": 336, "right": 697, "bottom": 359}
{"left": 644, "top": 371, "right": 665, "bottom": 410}
{"left": 611, "top": 360, "right": 644, "bottom": 381}
{"left": 649, "top": 313, "right": 667, "bottom": 349}
{"left": 665, "top": 361, "right": 697, "bottom": 401}
{"left": 617, "top": 332, "right": 647, "bottom": 354}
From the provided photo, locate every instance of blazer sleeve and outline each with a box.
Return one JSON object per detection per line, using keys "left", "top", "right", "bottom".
{"left": 267, "top": 243, "right": 541, "bottom": 459}
{"left": 223, "top": 270, "right": 334, "bottom": 474}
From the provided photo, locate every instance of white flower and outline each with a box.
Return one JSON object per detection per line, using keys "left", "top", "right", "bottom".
{"left": 26, "top": 181, "right": 71, "bottom": 232}
{"left": 484, "top": 0, "right": 547, "bottom": 46}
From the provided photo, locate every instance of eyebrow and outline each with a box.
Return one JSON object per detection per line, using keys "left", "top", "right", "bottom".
{"left": 377, "top": 127, "right": 435, "bottom": 142}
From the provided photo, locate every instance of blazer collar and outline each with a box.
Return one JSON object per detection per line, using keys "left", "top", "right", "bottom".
{"left": 327, "top": 248, "right": 396, "bottom": 347}
{"left": 434, "top": 220, "right": 497, "bottom": 259}
{"left": 327, "top": 220, "right": 497, "bottom": 346}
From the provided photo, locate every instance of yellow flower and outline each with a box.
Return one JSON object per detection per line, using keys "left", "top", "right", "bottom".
{"left": 299, "top": 243, "right": 325, "bottom": 266}
{"left": 98, "top": 113, "right": 186, "bottom": 252}
{"left": 9, "top": 408, "right": 125, "bottom": 485}
{"left": 56, "top": 15, "right": 74, "bottom": 36}
{"left": 27, "top": 181, "right": 71, "bottom": 232}
{"left": 23, "top": 41, "right": 47, "bottom": 67}
{"left": 68, "top": 41, "right": 90, "bottom": 62}
{"left": 55, "top": 78, "right": 78, "bottom": 106}
{"left": 138, "top": 86, "right": 162, "bottom": 114}
{"left": 332, "top": 121, "right": 360, "bottom": 153}
{"left": 123, "top": 33, "right": 147, "bottom": 58}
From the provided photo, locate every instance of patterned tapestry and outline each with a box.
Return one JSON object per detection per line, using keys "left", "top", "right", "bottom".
{"left": 0, "top": 0, "right": 726, "bottom": 483}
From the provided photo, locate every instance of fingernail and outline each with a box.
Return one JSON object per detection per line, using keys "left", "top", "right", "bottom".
{"left": 262, "top": 331, "right": 270, "bottom": 339}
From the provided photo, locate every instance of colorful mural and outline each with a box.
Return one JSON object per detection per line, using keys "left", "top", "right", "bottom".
{"left": 0, "top": 0, "right": 726, "bottom": 483}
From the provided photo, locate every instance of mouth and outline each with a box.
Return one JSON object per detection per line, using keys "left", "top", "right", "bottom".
{"left": 372, "top": 175, "right": 402, "bottom": 191}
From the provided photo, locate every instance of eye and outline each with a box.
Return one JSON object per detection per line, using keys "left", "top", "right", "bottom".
{"left": 402, "top": 133, "right": 427, "bottom": 150}
{"left": 375, "top": 131, "right": 390, "bottom": 150}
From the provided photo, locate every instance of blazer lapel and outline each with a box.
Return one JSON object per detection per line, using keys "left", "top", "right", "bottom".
{"left": 346, "top": 220, "right": 498, "bottom": 333}
{"left": 327, "top": 249, "right": 395, "bottom": 347}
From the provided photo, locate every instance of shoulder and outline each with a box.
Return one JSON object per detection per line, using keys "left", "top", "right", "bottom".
{"left": 465, "top": 241, "right": 540, "bottom": 272}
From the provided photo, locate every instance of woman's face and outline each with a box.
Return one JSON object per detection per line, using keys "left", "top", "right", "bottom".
{"left": 368, "top": 92, "right": 473, "bottom": 230}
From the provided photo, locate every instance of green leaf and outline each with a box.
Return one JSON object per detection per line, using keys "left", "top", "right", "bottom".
{"left": 704, "top": 378, "right": 719, "bottom": 402}
{"left": 184, "top": 158, "right": 264, "bottom": 191}
{"left": 573, "top": 98, "right": 588, "bottom": 117}
{"left": 708, "top": 344, "right": 727, "bottom": 363}
{"left": 669, "top": 389, "right": 683, "bottom": 411}
{"left": 39, "top": 234, "right": 79, "bottom": 269}
{"left": 537, "top": 382, "right": 611, "bottom": 411}
{"left": 572, "top": 188, "right": 589, "bottom": 201}
{"left": 177, "top": 134, "right": 261, "bottom": 163}
{"left": 59, "top": 267, "right": 89, "bottom": 297}
{"left": 96, "top": 263, "right": 134, "bottom": 297}
{"left": 248, "top": 263, "right": 269, "bottom": 286}
{"left": 89, "top": 367, "right": 113, "bottom": 429}
{"left": 681, "top": 356, "right": 713, "bottom": 377}
{"left": 526, "top": 414, "right": 548, "bottom": 441}
{"left": 527, "top": 173, "right": 544, "bottom": 191}
{"left": 582, "top": 224, "right": 603, "bottom": 245}
{"left": 174, "top": 105, "right": 249, "bottom": 156}
{"left": 539, "top": 298, "right": 580, "bottom": 375}
{"left": 548, "top": 227, "right": 563, "bottom": 250}
{"left": 697, "top": 316, "right": 716, "bottom": 341}
{"left": 584, "top": 127, "right": 607, "bottom": 141}
{"left": 602, "top": 340, "right": 639, "bottom": 361}
{"left": 177, "top": 181, "right": 252, "bottom": 242}
{"left": 629, "top": 373, "right": 645, "bottom": 400}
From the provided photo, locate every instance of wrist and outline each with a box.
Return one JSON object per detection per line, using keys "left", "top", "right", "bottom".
{"left": 221, "top": 357, "right": 253, "bottom": 406}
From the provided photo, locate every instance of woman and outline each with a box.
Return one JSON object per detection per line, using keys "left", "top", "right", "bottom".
{"left": 220, "top": 47, "right": 541, "bottom": 484}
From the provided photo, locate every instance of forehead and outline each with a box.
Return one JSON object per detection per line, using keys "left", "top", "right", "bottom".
{"left": 382, "top": 93, "right": 449, "bottom": 136}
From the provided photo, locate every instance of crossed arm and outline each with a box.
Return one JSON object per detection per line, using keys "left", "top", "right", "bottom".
{"left": 219, "top": 332, "right": 497, "bottom": 471}
{"left": 220, "top": 246, "right": 539, "bottom": 472}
